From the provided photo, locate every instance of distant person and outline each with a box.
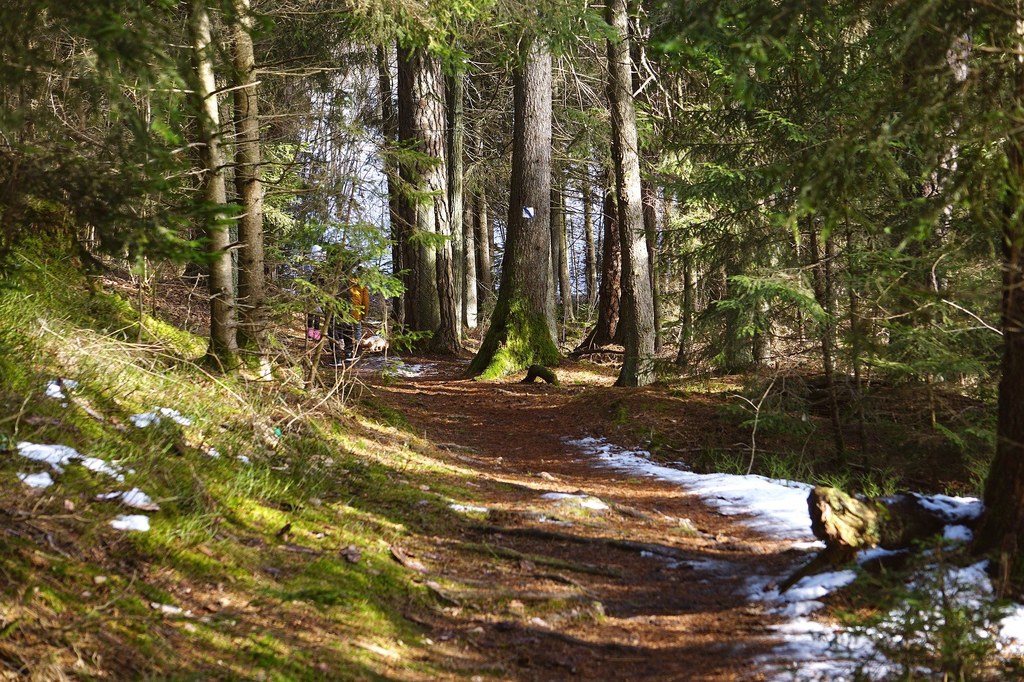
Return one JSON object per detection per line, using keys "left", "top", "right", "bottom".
{"left": 331, "top": 272, "right": 370, "bottom": 362}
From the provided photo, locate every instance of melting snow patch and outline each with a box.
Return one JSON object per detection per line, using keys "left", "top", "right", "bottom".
{"left": 780, "top": 571, "right": 857, "bottom": 603}
{"left": 17, "top": 442, "right": 81, "bottom": 472}
{"left": 944, "top": 524, "right": 973, "bottom": 543}
{"left": 17, "top": 472, "right": 54, "bottom": 489}
{"left": 448, "top": 502, "right": 488, "bottom": 514}
{"left": 913, "top": 493, "right": 982, "bottom": 523}
{"left": 567, "top": 436, "right": 813, "bottom": 539}
{"left": 17, "top": 442, "right": 124, "bottom": 481}
{"left": 361, "top": 356, "right": 435, "bottom": 377}
{"left": 392, "top": 362, "right": 431, "bottom": 377}
{"left": 97, "top": 488, "right": 159, "bottom": 511}
{"left": 541, "top": 492, "right": 609, "bottom": 510}
{"left": 110, "top": 515, "right": 150, "bottom": 532}
{"left": 566, "top": 435, "right": 1024, "bottom": 678}
{"left": 130, "top": 407, "right": 192, "bottom": 428}
{"left": 45, "top": 379, "right": 78, "bottom": 403}
{"left": 78, "top": 456, "right": 125, "bottom": 481}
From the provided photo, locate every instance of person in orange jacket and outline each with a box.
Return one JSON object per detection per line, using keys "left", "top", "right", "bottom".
{"left": 330, "top": 274, "right": 370, "bottom": 363}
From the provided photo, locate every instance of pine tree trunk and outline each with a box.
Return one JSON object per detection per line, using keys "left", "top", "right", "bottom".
{"left": 552, "top": 170, "right": 573, "bottom": 324}
{"left": 464, "top": 180, "right": 478, "bottom": 329}
{"left": 578, "top": 178, "right": 622, "bottom": 349}
{"left": 975, "top": 39, "right": 1024, "bottom": 592}
{"left": 397, "top": 45, "right": 443, "bottom": 336}
{"left": 434, "top": 68, "right": 464, "bottom": 354}
{"left": 475, "top": 186, "right": 492, "bottom": 304}
{"left": 559, "top": 189, "right": 573, "bottom": 324}
{"left": 642, "top": 180, "right": 662, "bottom": 352}
{"left": 846, "top": 225, "right": 868, "bottom": 455}
{"left": 583, "top": 166, "right": 598, "bottom": 308}
{"left": 675, "top": 252, "right": 693, "bottom": 367}
{"left": 810, "top": 223, "right": 846, "bottom": 460}
{"left": 378, "top": 44, "right": 404, "bottom": 326}
{"left": 190, "top": 0, "right": 237, "bottom": 369}
{"left": 230, "top": 0, "right": 264, "bottom": 354}
{"left": 469, "top": 37, "right": 558, "bottom": 378}
{"left": 550, "top": 176, "right": 561, "bottom": 317}
{"left": 607, "top": 0, "right": 655, "bottom": 387}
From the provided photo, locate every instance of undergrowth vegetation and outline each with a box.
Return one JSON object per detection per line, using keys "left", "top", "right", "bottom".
{"left": 0, "top": 248, "right": 488, "bottom": 680}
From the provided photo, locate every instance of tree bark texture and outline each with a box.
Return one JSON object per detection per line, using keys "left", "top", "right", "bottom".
{"left": 976, "top": 42, "right": 1024, "bottom": 593}
{"left": 675, "top": 252, "right": 693, "bottom": 367}
{"left": 642, "top": 180, "right": 662, "bottom": 352}
{"left": 397, "top": 45, "right": 444, "bottom": 336}
{"left": 810, "top": 223, "right": 846, "bottom": 460}
{"left": 378, "top": 44, "right": 404, "bottom": 326}
{"left": 583, "top": 167, "right": 598, "bottom": 307}
{"left": 552, "top": 171, "right": 573, "bottom": 324}
{"left": 578, "top": 178, "right": 622, "bottom": 350}
{"left": 469, "top": 37, "right": 558, "bottom": 378}
{"left": 607, "top": 0, "right": 656, "bottom": 387}
{"left": 190, "top": 0, "right": 238, "bottom": 369}
{"left": 475, "top": 185, "right": 492, "bottom": 304}
{"left": 463, "top": 187, "right": 478, "bottom": 328}
{"left": 432, "top": 68, "right": 463, "bottom": 354}
{"left": 230, "top": 0, "right": 264, "bottom": 353}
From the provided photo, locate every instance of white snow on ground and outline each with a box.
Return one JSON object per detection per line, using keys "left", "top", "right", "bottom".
{"left": 358, "top": 356, "right": 435, "bottom": 377}
{"left": 16, "top": 441, "right": 124, "bottom": 481}
{"left": 110, "top": 514, "right": 150, "bottom": 532}
{"left": 45, "top": 379, "right": 78, "bottom": 402}
{"left": 97, "top": 488, "right": 159, "bottom": 511}
{"left": 17, "top": 472, "right": 54, "bottom": 488}
{"left": 389, "top": 362, "right": 433, "bottom": 377}
{"left": 541, "top": 491, "right": 610, "bottom": 510}
{"left": 449, "top": 503, "right": 489, "bottom": 514}
{"left": 567, "top": 437, "right": 816, "bottom": 540}
{"left": 567, "top": 436, "right": 1024, "bottom": 680}
{"left": 130, "top": 407, "right": 192, "bottom": 428}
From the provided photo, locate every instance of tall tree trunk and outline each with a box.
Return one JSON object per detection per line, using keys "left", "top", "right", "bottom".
{"left": 583, "top": 165, "right": 598, "bottom": 308}
{"left": 230, "top": 0, "right": 264, "bottom": 354}
{"left": 642, "top": 180, "right": 662, "bottom": 353}
{"left": 190, "top": 0, "right": 237, "bottom": 369}
{"left": 578, "top": 174, "right": 622, "bottom": 349}
{"left": 397, "top": 45, "right": 443, "bottom": 336}
{"left": 463, "top": 188, "right": 478, "bottom": 329}
{"left": 434, "top": 68, "right": 465, "bottom": 353}
{"left": 975, "top": 36, "right": 1024, "bottom": 591}
{"left": 378, "top": 44, "right": 404, "bottom": 326}
{"left": 607, "top": 0, "right": 655, "bottom": 387}
{"left": 552, "top": 169, "right": 573, "bottom": 325}
{"left": 810, "top": 222, "right": 846, "bottom": 460}
{"left": 846, "top": 225, "right": 868, "bottom": 455}
{"left": 550, "top": 175, "right": 561, "bottom": 315}
{"left": 559, "top": 186, "right": 573, "bottom": 324}
{"left": 469, "top": 37, "right": 558, "bottom": 378}
{"left": 475, "top": 185, "right": 492, "bottom": 304}
{"left": 675, "top": 251, "right": 693, "bottom": 367}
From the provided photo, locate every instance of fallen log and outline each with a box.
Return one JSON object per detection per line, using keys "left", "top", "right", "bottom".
{"left": 780, "top": 486, "right": 968, "bottom": 591}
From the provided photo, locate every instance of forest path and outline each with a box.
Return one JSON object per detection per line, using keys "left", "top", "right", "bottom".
{"left": 363, "top": 357, "right": 808, "bottom": 681}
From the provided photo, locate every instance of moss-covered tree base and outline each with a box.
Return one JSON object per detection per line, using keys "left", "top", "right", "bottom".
{"left": 469, "top": 298, "right": 558, "bottom": 379}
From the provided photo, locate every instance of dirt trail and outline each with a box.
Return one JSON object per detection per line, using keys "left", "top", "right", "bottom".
{"left": 364, "top": 357, "right": 808, "bottom": 682}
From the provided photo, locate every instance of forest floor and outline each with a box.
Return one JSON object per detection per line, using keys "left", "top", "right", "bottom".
{"left": 6, "top": 263, "right": 1013, "bottom": 681}
{"left": 351, "top": 355, "right": 818, "bottom": 681}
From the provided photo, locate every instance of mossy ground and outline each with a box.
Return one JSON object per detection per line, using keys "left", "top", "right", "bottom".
{"left": 0, "top": 250, "right": 488, "bottom": 680}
